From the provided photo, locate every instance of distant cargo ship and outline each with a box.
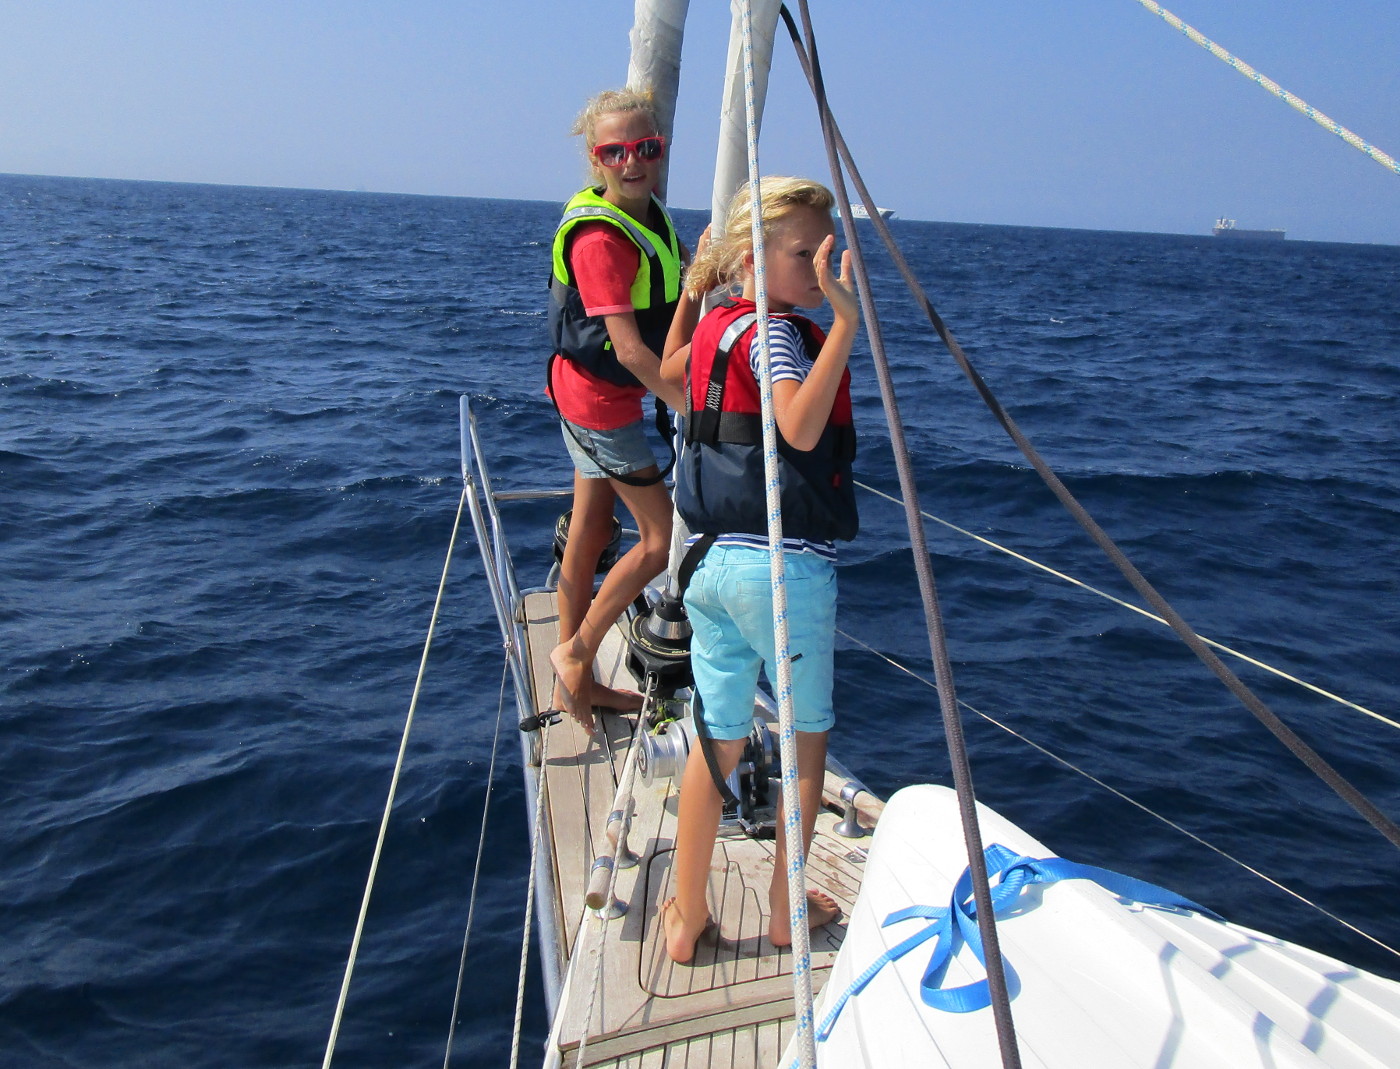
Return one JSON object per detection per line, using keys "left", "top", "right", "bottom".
{"left": 1213, "top": 217, "right": 1285, "bottom": 241}
{"left": 851, "top": 203, "right": 895, "bottom": 221}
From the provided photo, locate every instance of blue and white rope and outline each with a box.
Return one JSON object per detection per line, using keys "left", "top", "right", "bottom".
{"left": 739, "top": 1, "right": 817, "bottom": 1066}
{"left": 1135, "top": 0, "right": 1400, "bottom": 177}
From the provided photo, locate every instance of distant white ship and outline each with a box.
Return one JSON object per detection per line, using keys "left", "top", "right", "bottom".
{"left": 1213, "top": 216, "right": 1285, "bottom": 241}
{"left": 851, "top": 203, "right": 895, "bottom": 221}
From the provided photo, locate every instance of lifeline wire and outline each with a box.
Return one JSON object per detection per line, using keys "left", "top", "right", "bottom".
{"left": 441, "top": 658, "right": 511, "bottom": 1069}
{"left": 322, "top": 486, "right": 469, "bottom": 1069}
{"left": 856, "top": 479, "right": 1400, "bottom": 733}
{"left": 509, "top": 720, "right": 553, "bottom": 1069}
{"left": 836, "top": 625, "right": 1400, "bottom": 966}
{"left": 789, "top": 4, "right": 1023, "bottom": 1066}
{"left": 1135, "top": 1, "right": 1400, "bottom": 177}
{"left": 777, "top": 4, "right": 1400, "bottom": 856}
{"left": 739, "top": 1, "right": 818, "bottom": 1064}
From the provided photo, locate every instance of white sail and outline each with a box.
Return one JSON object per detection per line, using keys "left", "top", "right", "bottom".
{"left": 627, "top": 0, "right": 690, "bottom": 200}
{"left": 711, "top": 0, "right": 782, "bottom": 226}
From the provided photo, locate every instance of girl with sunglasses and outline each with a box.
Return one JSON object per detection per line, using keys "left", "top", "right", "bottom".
{"left": 657, "top": 177, "right": 860, "bottom": 963}
{"left": 546, "top": 88, "right": 703, "bottom": 731}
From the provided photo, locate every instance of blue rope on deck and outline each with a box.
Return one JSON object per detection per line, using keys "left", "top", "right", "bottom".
{"left": 815, "top": 843, "right": 1219, "bottom": 1040}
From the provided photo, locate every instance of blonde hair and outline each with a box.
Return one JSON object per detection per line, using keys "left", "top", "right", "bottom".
{"left": 686, "top": 176, "right": 835, "bottom": 297}
{"left": 572, "top": 88, "right": 661, "bottom": 182}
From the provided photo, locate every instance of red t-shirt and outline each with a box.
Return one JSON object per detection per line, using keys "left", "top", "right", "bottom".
{"left": 549, "top": 222, "right": 648, "bottom": 429}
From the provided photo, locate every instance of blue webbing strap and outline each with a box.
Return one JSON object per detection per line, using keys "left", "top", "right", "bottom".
{"left": 814, "top": 843, "right": 1220, "bottom": 1041}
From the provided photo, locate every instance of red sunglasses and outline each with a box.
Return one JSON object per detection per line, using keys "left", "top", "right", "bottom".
{"left": 591, "top": 136, "right": 666, "bottom": 168}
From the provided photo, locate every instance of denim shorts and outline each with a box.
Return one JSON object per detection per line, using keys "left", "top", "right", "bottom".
{"left": 684, "top": 543, "right": 837, "bottom": 741}
{"left": 560, "top": 418, "right": 658, "bottom": 480}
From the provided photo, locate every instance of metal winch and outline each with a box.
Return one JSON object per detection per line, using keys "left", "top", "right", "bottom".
{"left": 638, "top": 708, "right": 778, "bottom": 838}
{"left": 552, "top": 509, "right": 622, "bottom": 574}
{"left": 626, "top": 589, "right": 693, "bottom": 692}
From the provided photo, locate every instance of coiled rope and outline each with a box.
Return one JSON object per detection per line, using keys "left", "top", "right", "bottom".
{"left": 1134, "top": 0, "right": 1400, "bottom": 177}
{"left": 322, "top": 487, "right": 469, "bottom": 1069}
{"left": 739, "top": 1, "right": 817, "bottom": 1064}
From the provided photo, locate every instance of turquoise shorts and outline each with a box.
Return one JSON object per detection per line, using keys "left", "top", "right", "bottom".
{"left": 684, "top": 543, "right": 837, "bottom": 741}
{"left": 560, "top": 418, "right": 657, "bottom": 480}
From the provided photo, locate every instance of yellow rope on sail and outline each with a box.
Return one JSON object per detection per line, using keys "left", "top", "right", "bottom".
{"left": 1134, "top": 0, "right": 1400, "bottom": 177}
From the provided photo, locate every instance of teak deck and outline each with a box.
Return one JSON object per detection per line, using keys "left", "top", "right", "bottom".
{"left": 520, "top": 590, "right": 882, "bottom": 1068}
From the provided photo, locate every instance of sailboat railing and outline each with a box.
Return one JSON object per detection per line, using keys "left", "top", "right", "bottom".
{"left": 459, "top": 397, "right": 540, "bottom": 726}
{"left": 459, "top": 395, "right": 576, "bottom": 1018}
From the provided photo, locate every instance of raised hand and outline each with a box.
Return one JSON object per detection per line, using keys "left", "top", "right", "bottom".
{"left": 815, "top": 234, "right": 858, "bottom": 324}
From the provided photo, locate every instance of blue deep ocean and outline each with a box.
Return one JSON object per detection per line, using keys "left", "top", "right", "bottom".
{"left": 2, "top": 173, "right": 1398, "bottom": 1067}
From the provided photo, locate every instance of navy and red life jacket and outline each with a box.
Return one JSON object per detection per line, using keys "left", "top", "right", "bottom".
{"left": 675, "top": 298, "right": 858, "bottom": 542}
{"left": 547, "top": 187, "right": 683, "bottom": 388}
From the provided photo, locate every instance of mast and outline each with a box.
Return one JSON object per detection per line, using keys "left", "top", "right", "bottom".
{"left": 627, "top": 0, "right": 690, "bottom": 201}
{"left": 711, "top": 0, "right": 781, "bottom": 224}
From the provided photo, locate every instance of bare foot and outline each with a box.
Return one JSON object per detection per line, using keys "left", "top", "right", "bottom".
{"left": 591, "top": 682, "right": 643, "bottom": 711}
{"left": 661, "top": 896, "right": 713, "bottom": 965}
{"left": 769, "top": 889, "right": 842, "bottom": 947}
{"left": 549, "top": 643, "right": 595, "bottom": 734}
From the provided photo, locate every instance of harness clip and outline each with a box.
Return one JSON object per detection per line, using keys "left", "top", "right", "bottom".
{"left": 519, "top": 710, "right": 563, "bottom": 733}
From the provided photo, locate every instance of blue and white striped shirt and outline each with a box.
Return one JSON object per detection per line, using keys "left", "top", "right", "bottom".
{"left": 750, "top": 317, "right": 813, "bottom": 386}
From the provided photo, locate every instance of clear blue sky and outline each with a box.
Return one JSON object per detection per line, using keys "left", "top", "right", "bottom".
{"left": 3, "top": 0, "right": 1398, "bottom": 244}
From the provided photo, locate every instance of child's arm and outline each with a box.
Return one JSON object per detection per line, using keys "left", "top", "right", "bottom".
{"left": 604, "top": 313, "right": 685, "bottom": 410}
{"left": 660, "top": 292, "right": 700, "bottom": 394}
{"left": 773, "top": 235, "right": 858, "bottom": 451}
{"left": 661, "top": 226, "right": 712, "bottom": 395}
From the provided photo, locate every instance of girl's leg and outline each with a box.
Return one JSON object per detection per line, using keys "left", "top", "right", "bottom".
{"left": 664, "top": 737, "right": 746, "bottom": 963}
{"left": 551, "top": 471, "right": 671, "bottom": 720}
{"left": 553, "top": 472, "right": 617, "bottom": 731}
{"left": 768, "top": 729, "right": 840, "bottom": 946}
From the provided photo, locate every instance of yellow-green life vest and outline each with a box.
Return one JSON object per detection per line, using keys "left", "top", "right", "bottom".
{"left": 548, "top": 187, "right": 683, "bottom": 387}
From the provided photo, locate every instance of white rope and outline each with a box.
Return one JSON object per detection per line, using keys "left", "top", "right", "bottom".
{"left": 510, "top": 720, "right": 553, "bottom": 1069}
{"left": 836, "top": 625, "right": 1400, "bottom": 964}
{"left": 855, "top": 479, "right": 1399, "bottom": 732}
{"left": 573, "top": 691, "right": 655, "bottom": 1068}
{"left": 321, "top": 486, "right": 469, "bottom": 1069}
{"left": 441, "top": 658, "right": 512, "bottom": 1068}
{"left": 738, "top": 1, "right": 817, "bottom": 1064}
{"left": 1133, "top": 0, "right": 1400, "bottom": 178}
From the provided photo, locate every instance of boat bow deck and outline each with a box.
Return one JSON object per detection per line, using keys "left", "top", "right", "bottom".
{"left": 521, "top": 589, "right": 875, "bottom": 1067}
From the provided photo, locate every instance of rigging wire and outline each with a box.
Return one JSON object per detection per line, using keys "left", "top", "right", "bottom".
{"left": 321, "top": 486, "right": 469, "bottom": 1069}
{"left": 776, "top": 3, "right": 1400, "bottom": 857}
{"left": 509, "top": 720, "right": 554, "bottom": 1069}
{"left": 855, "top": 480, "right": 1400, "bottom": 733}
{"left": 441, "top": 658, "right": 512, "bottom": 1069}
{"left": 789, "top": 3, "right": 1024, "bottom": 1066}
{"left": 836, "top": 625, "right": 1400, "bottom": 965}
{"left": 1133, "top": 1, "right": 1400, "bottom": 178}
{"left": 737, "top": 2, "right": 818, "bottom": 1066}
